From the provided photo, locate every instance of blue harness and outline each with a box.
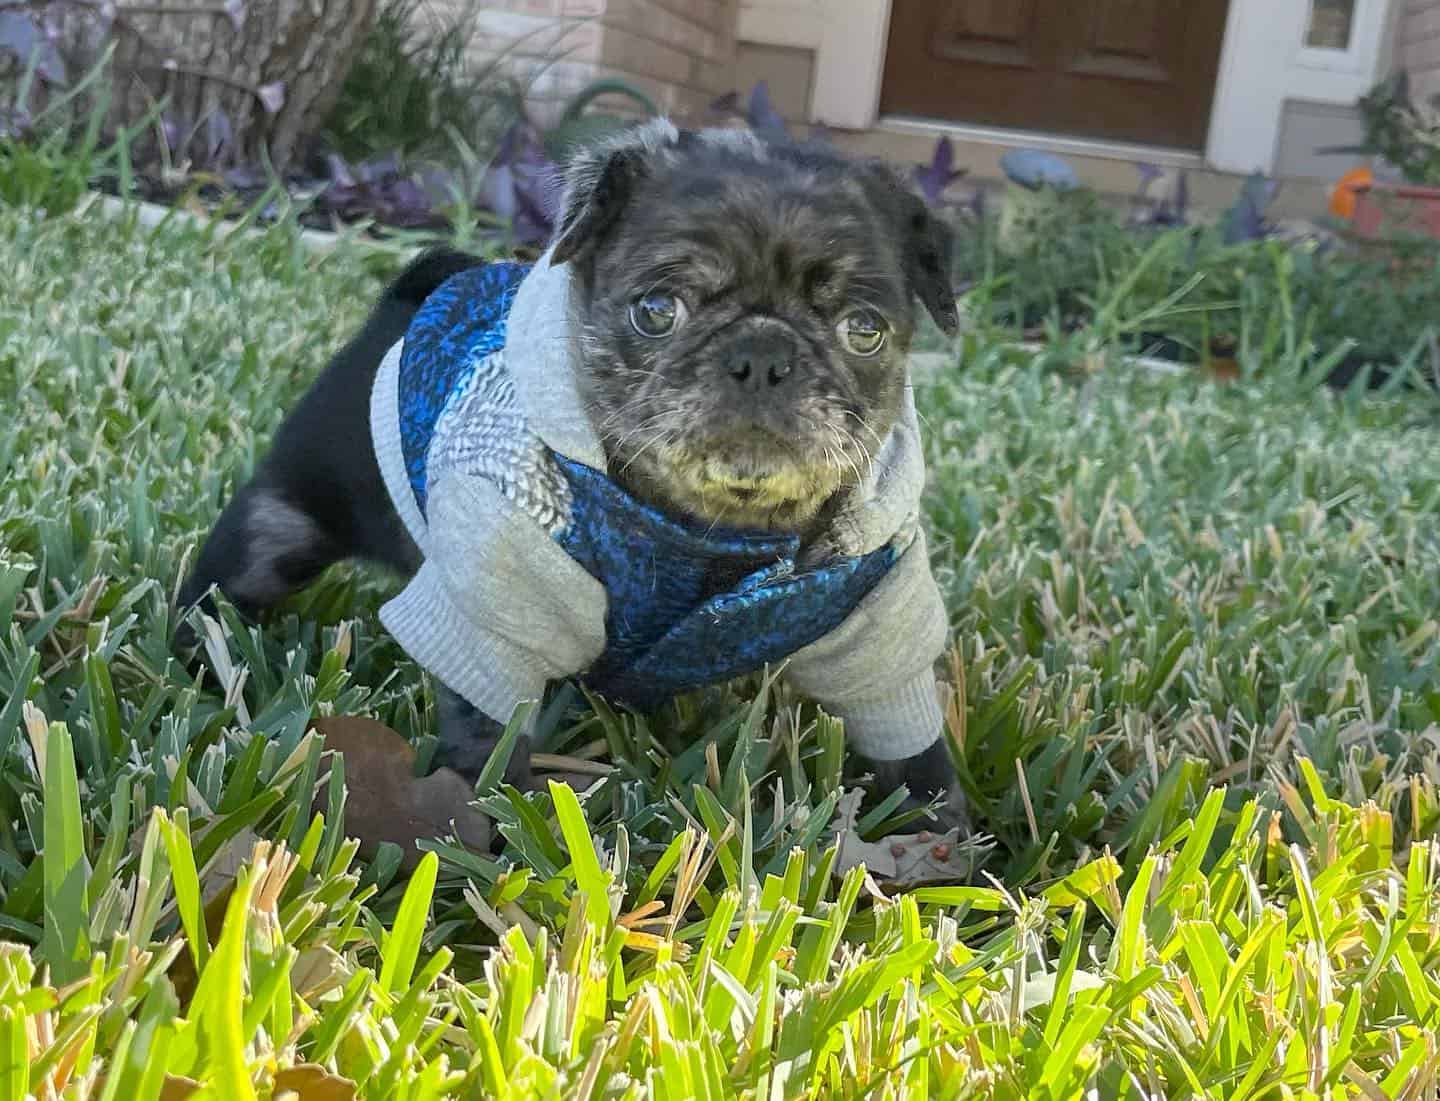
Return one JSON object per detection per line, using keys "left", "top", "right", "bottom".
{"left": 396, "top": 264, "right": 896, "bottom": 712}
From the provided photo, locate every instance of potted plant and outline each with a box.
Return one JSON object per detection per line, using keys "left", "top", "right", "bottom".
{"left": 1333, "top": 73, "right": 1440, "bottom": 241}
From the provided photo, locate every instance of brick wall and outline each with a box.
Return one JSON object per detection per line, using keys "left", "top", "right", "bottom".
{"left": 1398, "top": 0, "right": 1440, "bottom": 103}
{"left": 427, "top": 0, "right": 740, "bottom": 125}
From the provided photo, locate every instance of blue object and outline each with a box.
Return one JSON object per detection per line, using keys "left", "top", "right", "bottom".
{"left": 556, "top": 458, "right": 895, "bottom": 711}
{"left": 398, "top": 262, "right": 530, "bottom": 513}
{"left": 1001, "top": 149, "right": 1081, "bottom": 192}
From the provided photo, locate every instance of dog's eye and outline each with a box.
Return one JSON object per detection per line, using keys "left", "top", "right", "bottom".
{"left": 838, "top": 310, "right": 888, "bottom": 357}
{"left": 630, "top": 293, "right": 686, "bottom": 339}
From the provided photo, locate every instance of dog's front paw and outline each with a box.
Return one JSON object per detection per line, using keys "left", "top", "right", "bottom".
{"left": 434, "top": 687, "right": 533, "bottom": 789}
{"left": 866, "top": 738, "right": 971, "bottom": 835}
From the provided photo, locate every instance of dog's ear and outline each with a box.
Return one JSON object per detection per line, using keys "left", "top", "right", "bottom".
{"left": 551, "top": 120, "right": 680, "bottom": 266}
{"left": 900, "top": 197, "right": 960, "bottom": 337}
{"left": 859, "top": 163, "right": 960, "bottom": 336}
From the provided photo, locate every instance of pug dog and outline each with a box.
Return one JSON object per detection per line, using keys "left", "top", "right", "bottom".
{"left": 178, "top": 121, "right": 967, "bottom": 829}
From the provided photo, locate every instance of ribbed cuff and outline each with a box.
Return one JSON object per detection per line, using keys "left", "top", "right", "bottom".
{"left": 380, "top": 560, "right": 548, "bottom": 725}
{"left": 369, "top": 337, "right": 429, "bottom": 551}
{"left": 832, "top": 671, "right": 944, "bottom": 761}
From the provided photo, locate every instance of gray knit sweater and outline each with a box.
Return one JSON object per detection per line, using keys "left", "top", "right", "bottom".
{"left": 368, "top": 251, "right": 947, "bottom": 761}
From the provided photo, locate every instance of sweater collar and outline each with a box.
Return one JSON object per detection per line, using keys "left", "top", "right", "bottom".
{"left": 503, "top": 252, "right": 926, "bottom": 558}
{"left": 504, "top": 250, "right": 609, "bottom": 471}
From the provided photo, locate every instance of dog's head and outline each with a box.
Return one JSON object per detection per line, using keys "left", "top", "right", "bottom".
{"left": 551, "top": 121, "right": 958, "bottom": 533}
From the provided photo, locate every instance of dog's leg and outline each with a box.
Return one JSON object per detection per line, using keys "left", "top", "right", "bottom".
{"left": 173, "top": 367, "right": 413, "bottom": 647}
{"left": 433, "top": 685, "right": 533, "bottom": 788}
{"left": 176, "top": 249, "right": 480, "bottom": 642}
{"left": 175, "top": 483, "right": 343, "bottom": 643}
{"left": 865, "top": 739, "right": 971, "bottom": 833}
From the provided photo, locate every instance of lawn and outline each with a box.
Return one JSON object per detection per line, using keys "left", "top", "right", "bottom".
{"left": 2, "top": 198, "right": 1439, "bottom": 1099}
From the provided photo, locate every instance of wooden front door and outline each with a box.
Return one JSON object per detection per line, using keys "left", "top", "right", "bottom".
{"left": 880, "top": 0, "right": 1233, "bottom": 150}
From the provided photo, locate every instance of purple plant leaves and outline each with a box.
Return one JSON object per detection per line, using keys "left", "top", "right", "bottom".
{"left": 317, "top": 153, "right": 439, "bottom": 228}
{"left": 746, "top": 81, "right": 789, "bottom": 139}
{"left": 913, "top": 137, "right": 966, "bottom": 205}
{"left": 1130, "top": 163, "right": 1191, "bottom": 228}
{"left": 1134, "top": 161, "right": 1164, "bottom": 190}
{"left": 161, "top": 113, "right": 187, "bottom": 158}
{"left": 479, "top": 122, "right": 562, "bottom": 245}
{"left": 222, "top": 0, "right": 246, "bottom": 32}
{"left": 0, "top": 11, "right": 66, "bottom": 83}
{"left": 223, "top": 164, "right": 266, "bottom": 190}
{"left": 711, "top": 82, "right": 789, "bottom": 139}
{"left": 325, "top": 153, "right": 356, "bottom": 189}
{"left": 256, "top": 81, "right": 286, "bottom": 115}
{"left": 354, "top": 152, "right": 400, "bottom": 185}
{"left": 1131, "top": 160, "right": 1164, "bottom": 209}
{"left": 385, "top": 177, "right": 431, "bottom": 224}
{"left": 1222, "top": 171, "right": 1279, "bottom": 244}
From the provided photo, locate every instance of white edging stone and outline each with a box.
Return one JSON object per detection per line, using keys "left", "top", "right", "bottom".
{"left": 74, "top": 190, "right": 412, "bottom": 259}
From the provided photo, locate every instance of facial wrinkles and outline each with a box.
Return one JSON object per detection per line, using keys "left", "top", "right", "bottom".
{"left": 575, "top": 157, "right": 913, "bottom": 531}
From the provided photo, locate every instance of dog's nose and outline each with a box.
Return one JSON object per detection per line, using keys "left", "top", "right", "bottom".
{"left": 725, "top": 330, "right": 795, "bottom": 391}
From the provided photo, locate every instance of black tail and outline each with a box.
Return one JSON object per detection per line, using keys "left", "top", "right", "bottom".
{"left": 386, "top": 247, "right": 487, "bottom": 308}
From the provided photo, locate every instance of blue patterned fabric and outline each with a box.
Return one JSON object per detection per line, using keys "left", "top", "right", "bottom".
{"left": 398, "top": 263, "right": 530, "bottom": 513}
{"left": 555, "top": 458, "right": 896, "bottom": 711}
{"left": 394, "top": 261, "right": 899, "bottom": 715}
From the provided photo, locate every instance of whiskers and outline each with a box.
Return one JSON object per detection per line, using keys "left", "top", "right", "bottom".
{"left": 587, "top": 386, "right": 885, "bottom": 534}
{"left": 593, "top": 389, "right": 685, "bottom": 477}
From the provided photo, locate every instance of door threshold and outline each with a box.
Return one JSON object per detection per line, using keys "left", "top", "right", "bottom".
{"left": 876, "top": 116, "right": 1207, "bottom": 170}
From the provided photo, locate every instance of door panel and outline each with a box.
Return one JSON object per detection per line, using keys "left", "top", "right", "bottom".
{"left": 1069, "top": 1, "right": 1169, "bottom": 83}
{"left": 880, "top": 0, "right": 1233, "bottom": 149}
{"left": 931, "top": 1, "right": 1043, "bottom": 68}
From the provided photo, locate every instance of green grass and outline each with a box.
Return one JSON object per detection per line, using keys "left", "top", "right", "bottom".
{"left": 1, "top": 200, "right": 1439, "bottom": 1098}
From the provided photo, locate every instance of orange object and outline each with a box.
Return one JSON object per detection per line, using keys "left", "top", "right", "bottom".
{"left": 1330, "top": 166, "right": 1373, "bottom": 220}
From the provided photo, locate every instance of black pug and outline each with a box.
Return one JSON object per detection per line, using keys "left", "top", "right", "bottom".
{"left": 178, "top": 121, "right": 968, "bottom": 829}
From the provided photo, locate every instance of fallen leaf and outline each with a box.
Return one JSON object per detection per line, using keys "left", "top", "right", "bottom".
{"left": 201, "top": 827, "right": 258, "bottom": 906}
{"left": 292, "top": 946, "right": 349, "bottom": 1001}
{"left": 273, "top": 1064, "right": 357, "bottom": 1100}
{"left": 310, "top": 716, "right": 491, "bottom": 870}
{"left": 1005, "top": 968, "right": 1106, "bottom": 1013}
{"left": 91, "top": 1075, "right": 200, "bottom": 1101}
{"left": 836, "top": 827, "right": 972, "bottom": 886}
{"left": 830, "top": 789, "right": 978, "bottom": 887}
{"left": 169, "top": 882, "right": 235, "bottom": 1005}
{"left": 256, "top": 80, "right": 286, "bottom": 114}
{"left": 160, "top": 1077, "right": 203, "bottom": 1101}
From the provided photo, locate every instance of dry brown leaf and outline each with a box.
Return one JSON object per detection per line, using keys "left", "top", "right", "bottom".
{"left": 273, "top": 1064, "right": 358, "bottom": 1100}
{"left": 200, "top": 827, "right": 259, "bottom": 906}
{"left": 160, "top": 1077, "right": 203, "bottom": 1101}
{"left": 169, "top": 882, "right": 236, "bottom": 1006}
{"left": 831, "top": 788, "right": 976, "bottom": 888}
{"left": 291, "top": 946, "right": 349, "bottom": 1001}
{"left": 836, "top": 827, "right": 972, "bottom": 887}
{"left": 310, "top": 716, "right": 491, "bottom": 870}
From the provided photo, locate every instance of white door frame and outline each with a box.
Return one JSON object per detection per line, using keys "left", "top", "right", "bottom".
{"left": 737, "top": 0, "right": 1398, "bottom": 174}
{"left": 1207, "top": 0, "right": 1395, "bottom": 172}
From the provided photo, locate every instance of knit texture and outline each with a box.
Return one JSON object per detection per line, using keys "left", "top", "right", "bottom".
{"left": 370, "top": 253, "right": 947, "bottom": 760}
